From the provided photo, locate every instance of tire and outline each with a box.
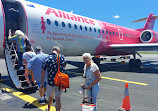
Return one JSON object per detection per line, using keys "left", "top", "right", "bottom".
{"left": 111, "top": 59, "right": 116, "bottom": 62}
{"left": 135, "top": 59, "right": 141, "bottom": 68}
{"left": 129, "top": 59, "right": 135, "bottom": 68}
{"left": 129, "top": 59, "right": 141, "bottom": 69}
{"left": 92, "top": 57, "right": 100, "bottom": 66}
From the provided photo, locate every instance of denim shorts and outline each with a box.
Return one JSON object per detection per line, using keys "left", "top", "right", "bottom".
{"left": 37, "top": 82, "right": 47, "bottom": 88}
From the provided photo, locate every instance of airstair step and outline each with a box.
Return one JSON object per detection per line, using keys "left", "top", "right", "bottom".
{"left": 10, "top": 51, "right": 15, "bottom": 55}
{"left": 15, "top": 60, "right": 18, "bottom": 64}
{"left": 19, "top": 75, "right": 26, "bottom": 81}
{"left": 10, "top": 54, "right": 16, "bottom": 56}
{"left": 15, "top": 64, "right": 25, "bottom": 70}
{"left": 11, "top": 55, "right": 16, "bottom": 60}
{"left": 10, "top": 47, "right": 16, "bottom": 50}
{"left": 8, "top": 45, "right": 12, "bottom": 49}
{"left": 21, "top": 81, "right": 28, "bottom": 87}
{"left": 12, "top": 59, "right": 18, "bottom": 64}
{"left": 17, "top": 70, "right": 25, "bottom": 75}
{"left": 7, "top": 42, "right": 12, "bottom": 45}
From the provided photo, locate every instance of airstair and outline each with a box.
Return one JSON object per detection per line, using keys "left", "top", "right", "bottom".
{"left": 4, "top": 41, "right": 37, "bottom": 89}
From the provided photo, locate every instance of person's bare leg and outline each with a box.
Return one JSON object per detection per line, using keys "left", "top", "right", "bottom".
{"left": 48, "top": 93, "right": 54, "bottom": 111}
{"left": 39, "top": 87, "right": 44, "bottom": 97}
{"left": 55, "top": 97, "right": 61, "bottom": 111}
{"left": 44, "top": 87, "right": 46, "bottom": 95}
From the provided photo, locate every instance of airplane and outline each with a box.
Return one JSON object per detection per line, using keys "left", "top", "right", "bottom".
{"left": 0, "top": 0, "right": 158, "bottom": 89}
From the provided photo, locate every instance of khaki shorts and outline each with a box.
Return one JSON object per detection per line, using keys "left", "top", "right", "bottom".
{"left": 47, "top": 84, "right": 63, "bottom": 98}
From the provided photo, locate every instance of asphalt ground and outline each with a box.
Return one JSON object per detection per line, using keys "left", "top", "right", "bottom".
{"left": 0, "top": 54, "right": 158, "bottom": 111}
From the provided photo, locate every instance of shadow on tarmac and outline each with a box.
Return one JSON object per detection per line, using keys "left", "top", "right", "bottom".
{"left": 66, "top": 60, "right": 158, "bottom": 76}
{"left": 23, "top": 101, "right": 38, "bottom": 109}
{"left": 1, "top": 75, "right": 37, "bottom": 94}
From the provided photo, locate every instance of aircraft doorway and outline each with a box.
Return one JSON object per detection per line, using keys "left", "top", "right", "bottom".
{"left": 118, "top": 29, "right": 123, "bottom": 40}
{"left": 2, "top": 0, "right": 27, "bottom": 38}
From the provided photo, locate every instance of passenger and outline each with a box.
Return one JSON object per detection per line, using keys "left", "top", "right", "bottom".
{"left": 41, "top": 46, "right": 66, "bottom": 111}
{"left": 23, "top": 46, "right": 36, "bottom": 86}
{"left": 27, "top": 46, "right": 48, "bottom": 104}
{"left": 8, "top": 30, "right": 28, "bottom": 70}
{"left": 81, "top": 53, "right": 102, "bottom": 111}
{"left": 23, "top": 46, "right": 36, "bottom": 65}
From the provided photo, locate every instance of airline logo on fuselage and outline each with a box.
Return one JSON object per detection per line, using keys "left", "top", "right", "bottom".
{"left": 40, "top": 17, "right": 46, "bottom": 34}
{"left": 45, "top": 8, "right": 95, "bottom": 25}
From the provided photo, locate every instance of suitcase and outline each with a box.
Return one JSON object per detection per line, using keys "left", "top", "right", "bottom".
{"left": 81, "top": 88, "right": 95, "bottom": 111}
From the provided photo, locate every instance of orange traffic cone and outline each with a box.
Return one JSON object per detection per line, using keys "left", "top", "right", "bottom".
{"left": 120, "top": 82, "right": 131, "bottom": 111}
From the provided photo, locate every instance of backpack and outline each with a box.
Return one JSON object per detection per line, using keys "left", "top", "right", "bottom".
{"left": 54, "top": 54, "right": 70, "bottom": 92}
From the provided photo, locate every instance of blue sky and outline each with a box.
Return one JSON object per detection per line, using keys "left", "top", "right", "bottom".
{"left": 27, "top": 0, "right": 158, "bottom": 32}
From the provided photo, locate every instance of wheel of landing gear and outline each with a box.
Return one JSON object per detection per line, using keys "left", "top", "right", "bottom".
{"left": 135, "top": 59, "right": 141, "bottom": 68}
{"left": 111, "top": 58, "right": 116, "bottom": 62}
{"left": 129, "top": 59, "right": 141, "bottom": 68}
{"left": 92, "top": 57, "right": 100, "bottom": 66}
{"left": 129, "top": 59, "right": 135, "bottom": 68}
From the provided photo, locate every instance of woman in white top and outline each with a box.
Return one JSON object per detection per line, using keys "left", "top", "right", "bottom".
{"left": 81, "top": 53, "right": 102, "bottom": 111}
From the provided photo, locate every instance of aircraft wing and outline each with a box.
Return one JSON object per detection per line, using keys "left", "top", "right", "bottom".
{"left": 110, "top": 43, "right": 158, "bottom": 51}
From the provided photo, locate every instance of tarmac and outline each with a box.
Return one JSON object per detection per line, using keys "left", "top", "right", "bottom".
{"left": 0, "top": 54, "right": 158, "bottom": 111}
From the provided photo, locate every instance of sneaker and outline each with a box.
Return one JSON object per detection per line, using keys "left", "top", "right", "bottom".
{"left": 39, "top": 99, "right": 46, "bottom": 105}
{"left": 44, "top": 99, "right": 48, "bottom": 103}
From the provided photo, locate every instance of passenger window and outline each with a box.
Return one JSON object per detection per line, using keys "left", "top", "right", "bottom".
{"left": 68, "top": 23, "right": 71, "bottom": 28}
{"left": 113, "top": 32, "right": 114, "bottom": 35}
{"left": 98, "top": 29, "right": 100, "bottom": 33}
{"left": 90, "top": 27, "right": 92, "bottom": 31}
{"left": 94, "top": 28, "right": 96, "bottom": 32}
{"left": 85, "top": 26, "right": 88, "bottom": 31}
{"left": 110, "top": 31, "right": 111, "bottom": 34}
{"left": 80, "top": 25, "right": 82, "bottom": 30}
{"left": 55, "top": 21, "right": 58, "bottom": 26}
{"left": 102, "top": 30, "right": 104, "bottom": 33}
{"left": 74, "top": 24, "right": 77, "bottom": 29}
{"left": 106, "top": 30, "right": 108, "bottom": 34}
{"left": 47, "top": 19, "right": 51, "bottom": 25}
{"left": 62, "top": 22, "right": 65, "bottom": 27}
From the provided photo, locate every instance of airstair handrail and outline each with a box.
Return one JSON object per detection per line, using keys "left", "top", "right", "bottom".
{"left": 5, "top": 42, "right": 18, "bottom": 66}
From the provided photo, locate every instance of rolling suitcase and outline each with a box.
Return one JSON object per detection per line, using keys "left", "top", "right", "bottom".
{"left": 81, "top": 88, "right": 95, "bottom": 111}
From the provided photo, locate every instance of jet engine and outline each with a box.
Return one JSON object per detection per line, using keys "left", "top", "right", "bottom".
{"left": 140, "top": 30, "right": 153, "bottom": 43}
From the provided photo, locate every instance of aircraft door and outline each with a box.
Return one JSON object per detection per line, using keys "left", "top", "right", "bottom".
{"left": 2, "top": 0, "right": 26, "bottom": 37}
{"left": 118, "top": 29, "right": 123, "bottom": 40}
{"left": 0, "top": 0, "right": 5, "bottom": 56}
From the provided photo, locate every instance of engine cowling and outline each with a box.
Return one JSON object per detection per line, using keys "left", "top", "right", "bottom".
{"left": 140, "top": 30, "right": 158, "bottom": 43}
{"left": 140, "top": 30, "right": 153, "bottom": 43}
